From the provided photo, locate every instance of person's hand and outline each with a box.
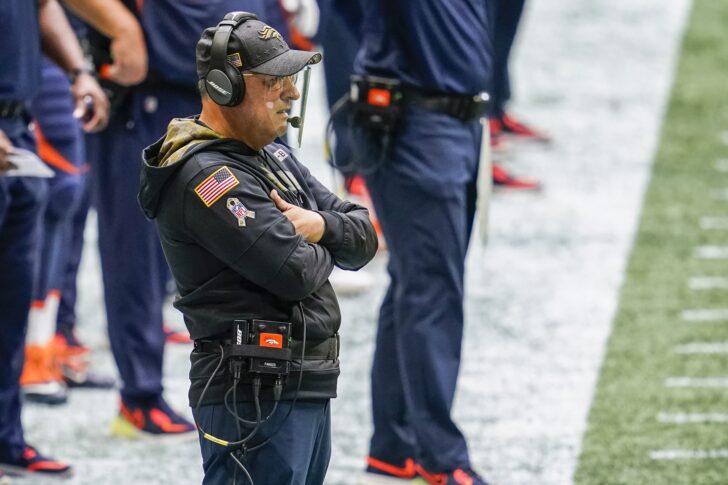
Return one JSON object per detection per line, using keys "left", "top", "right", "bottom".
{"left": 271, "top": 189, "right": 325, "bottom": 243}
{"left": 71, "top": 72, "right": 110, "bottom": 132}
{"left": 0, "top": 130, "right": 15, "bottom": 173}
{"left": 104, "top": 24, "right": 148, "bottom": 86}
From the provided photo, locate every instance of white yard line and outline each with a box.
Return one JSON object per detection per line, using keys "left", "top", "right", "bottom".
{"left": 688, "top": 276, "right": 728, "bottom": 289}
{"left": 665, "top": 377, "right": 728, "bottom": 388}
{"left": 694, "top": 246, "right": 728, "bottom": 259}
{"left": 710, "top": 189, "right": 728, "bottom": 200}
{"left": 657, "top": 412, "right": 728, "bottom": 423}
{"left": 673, "top": 342, "right": 728, "bottom": 354}
{"left": 715, "top": 159, "right": 728, "bottom": 173}
{"left": 721, "top": 131, "right": 728, "bottom": 146}
{"left": 681, "top": 308, "right": 728, "bottom": 322}
{"left": 700, "top": 216, "right": 728, "bottom": 229}
{"left": 650, "top": 449, "right": 728, "bottom": 461}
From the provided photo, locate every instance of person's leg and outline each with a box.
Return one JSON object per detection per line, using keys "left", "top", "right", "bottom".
{"left": 193, "top": 399, "right": 331, "bottom": 485}
{"left": 0, "top": 125, "right": 48, "bottom": 463}
{"left": 364, "top": 110, "right": 481, "bottom": 472}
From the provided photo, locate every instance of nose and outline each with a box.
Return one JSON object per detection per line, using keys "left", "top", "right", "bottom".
{"left": 282, "top": 78, "right": 300, "bottom": 101}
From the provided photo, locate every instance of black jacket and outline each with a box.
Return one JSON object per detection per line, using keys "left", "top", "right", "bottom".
{"left": 138, "top": 118, "right": 377, "bottom": 405}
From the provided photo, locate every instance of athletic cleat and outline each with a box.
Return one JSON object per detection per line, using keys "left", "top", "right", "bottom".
{"left": 20, "top": 344, "right": 68, "bottom": 405}
{"left": 415, "top": 465, "right": 490, "bottom": 485}
{"left": 110, "top": 397, "right": 196, "bottom": 441}
{"left": 361, "top": 457, "right": 417, "bottom": 484}
{"left": 0, "top": 445, "right": 72, "bottom": 478}
{"left": 488, "top": 119, "right": 511, "bottom": 153}
{"left": 492, "top": 164, "right": 542, "bottom": 191}
{"left": 163, "top": 324, "right": 192, "bottom": 344}
{"left": 53, "top": 332, "right": 115, "bottom": 389}
{"left": 497, "top": 113, "right": 551, "bottom": 143}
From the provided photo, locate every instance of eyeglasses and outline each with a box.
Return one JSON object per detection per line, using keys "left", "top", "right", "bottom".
{"left": 243, "top": 73, "right": 299, "bottom": 91}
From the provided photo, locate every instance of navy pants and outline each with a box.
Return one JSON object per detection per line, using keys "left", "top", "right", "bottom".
{"left": 0, "top": 117, "right": 48, "bottom": 462}
{"left": 86, "top": 84, "right": 200, "bottom": 401}
{"left": 361, "top": 107, "right": 481, "bottom": 472}
{"left": 30, "top": 59, "right": 84, "bottom": 302}
{"left": 488, "top": 0, "right": 527, "bottom": 116}
{"left": 193, "top": 399, "right": 331, "bottom": 485}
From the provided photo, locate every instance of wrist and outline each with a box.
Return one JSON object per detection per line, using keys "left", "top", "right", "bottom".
{"left": 68, "top": 65, "right": 95, "bottom": 84}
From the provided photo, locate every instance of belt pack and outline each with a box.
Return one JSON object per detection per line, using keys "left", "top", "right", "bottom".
{"left": 195, "top": 334, "right": 340, "bottom": 361}
{"left": 0, "top": 101, "right": 29, "bottom": 120}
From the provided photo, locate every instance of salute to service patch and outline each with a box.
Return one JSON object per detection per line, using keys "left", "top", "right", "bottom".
{"left": 194, "top": 167, "right": 239, "bottom": 207}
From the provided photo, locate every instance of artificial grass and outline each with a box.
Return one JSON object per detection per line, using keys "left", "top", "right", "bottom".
{"left": 573, "top": 1, "right": 728, "bottom": 484}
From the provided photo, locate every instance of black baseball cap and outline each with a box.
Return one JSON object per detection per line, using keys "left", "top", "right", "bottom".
{"left": 196, "top": 14, "right": 322, "bottom": 80}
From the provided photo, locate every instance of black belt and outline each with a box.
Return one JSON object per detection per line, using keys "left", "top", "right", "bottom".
{"left": 0, "top": 101, "right": 29, "bottom": 120}
{"left": 406, "top": 90, "right": 489, "bottom": 122}
{"left": 194, "top": 334, "right": 339, "bottom": 361}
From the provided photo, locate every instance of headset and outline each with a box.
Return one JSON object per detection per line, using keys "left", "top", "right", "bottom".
{"left": 204, "top": 11, "right": 258, "bottom": 106}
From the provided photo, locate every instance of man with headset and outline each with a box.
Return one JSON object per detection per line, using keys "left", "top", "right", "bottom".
{"left": 138, "top": 12, "right": 377, "bottom": 484}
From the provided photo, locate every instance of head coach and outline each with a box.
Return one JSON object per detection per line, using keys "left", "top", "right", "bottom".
{"left": 138, "top": 11, "right": 377, "bottom": 485}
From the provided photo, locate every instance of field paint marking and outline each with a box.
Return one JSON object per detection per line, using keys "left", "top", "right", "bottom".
{"left": 673, "top": 342, "right": 728, "bottom": 354}
{"left": 700, "top": 216, "right": 728, "bottom": 229}
{"left": 715, "top": 159, "right": 728, "bottom": 172}
{"left": 688, "top": 276, "right": 728, "bottom": 289}
{"left": 657, "top": 412, "right": 728, "bottom": 423}
{"left": 650, "top": 449, "right": 728, "bottom": 460}
{"left": 665, "top": 377, "right": 728, "bottom": 388}
{"left": 710, "top": 188, "right": 728, "bottom": 200}
{"left": 694, "top": 246, "right": 728, "bottom": 259}
{"left": 682, "top": 308, "right": 728, "bottom": 321}
{"left": 722, "top": 131, "right": 728, "bottom": 145}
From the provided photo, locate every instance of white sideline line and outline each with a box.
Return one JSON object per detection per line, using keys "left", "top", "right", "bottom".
{"left": 700, "top": 216, "right": 728, "bottom": 229}
{"left": 657, "top": 412, "right": 728, "bottom": 423}
{"left": 688, "top": 276, "right": 728, "bottom": 289}
{"left": 650, "top": 449, "right": 728, "bottom": 461}
{"left": 694, "top": 246, "right": 728, "bottom": 259}
{"left": 722, "top": 132, "right": 728, "bottom": 146}
{"left": 682, "top": 308, "right": 728, "bottom": 321}
{"left": 673, "top": 342, "right": 728, "bottom": 354}
{"left": 665, "top": 377, "right": 728, "bottom": 388}
{"left": 716, "top": 159, "right": 728, "bottom": 172}
{"left": 711, "top": 189, "right": 728, "bottom": 200}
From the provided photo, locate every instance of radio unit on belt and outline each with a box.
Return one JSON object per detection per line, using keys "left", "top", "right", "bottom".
{"left": 227, "top": 319, "right": 293, "bottom": 378}
{"left": 349, "top": 74, "right": 404, "bottom": 131}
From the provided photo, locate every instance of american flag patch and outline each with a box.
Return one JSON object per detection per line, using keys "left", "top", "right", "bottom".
{"left": 227, "top": 53, "right": 243, "bottom": 68}
{"left": 194, "top": 167, "right": 239, "bottom": 207}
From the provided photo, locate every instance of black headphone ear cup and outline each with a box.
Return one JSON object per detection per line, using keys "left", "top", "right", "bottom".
{"left": 225, "top": 62, "right": 245, "bottom": 106}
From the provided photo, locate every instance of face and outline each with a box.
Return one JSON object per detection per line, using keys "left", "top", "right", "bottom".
{"left": 238, "top": 73, "right": 300, "bottom": 148}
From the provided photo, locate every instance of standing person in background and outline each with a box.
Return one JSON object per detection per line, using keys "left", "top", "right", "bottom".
{"left": 488, "top": 0, "right": 550, "bottom": 145}
{"left": 0, "top": 0, "right": 113, "bottom": 477}
{"left": 351, "top": 1, "right": 492, "bottom": 484}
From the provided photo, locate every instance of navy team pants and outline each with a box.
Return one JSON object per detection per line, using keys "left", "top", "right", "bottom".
{"left": 0, "top": 117, "right": 48, "bottom": 462}
{"left": 30, "top": 59, "right": 84, "bottom": 304}
{"left": 361, "top": 107, "right": 481, "bottom": 472}
{"left": 194, "top": 399, "right": 331, "bottom": 484}
{"left": 86, "top": 84, "right": 200, "bottom": 402}
{"left": 489, "top": 0, "right": 527, "bottom": 116}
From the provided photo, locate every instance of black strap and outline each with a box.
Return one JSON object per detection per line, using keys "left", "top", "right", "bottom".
{"left": 406, "top": 90, "right": 489, "bottom": 121}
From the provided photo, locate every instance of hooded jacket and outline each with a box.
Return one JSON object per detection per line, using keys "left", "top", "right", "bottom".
{"left": 138, "top": 118, "right": 377, "bottom": 405}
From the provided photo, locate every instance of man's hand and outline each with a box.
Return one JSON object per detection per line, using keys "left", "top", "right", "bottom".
{"left": 104, "top": 24, "right": 148, "bottom": 86}
{"left": 271, "top": 189, "right": 325, "bottom": 243}
{"left": 71, "top": 72, "right": 110, "bottom": 132}
{"left": 0, "top": 130, "right": 15, "bottom": 173}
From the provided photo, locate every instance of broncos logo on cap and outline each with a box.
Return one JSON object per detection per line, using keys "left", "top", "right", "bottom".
{"left": 258, "top": 26, "right": 282, "bottom": 41}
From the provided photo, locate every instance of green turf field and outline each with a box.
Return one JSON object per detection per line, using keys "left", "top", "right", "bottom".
{"left": 573, "top": 1, "right": 728, "bottom": 484}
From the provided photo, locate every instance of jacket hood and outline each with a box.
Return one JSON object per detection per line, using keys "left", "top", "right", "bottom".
{"left": 138, "top": 118, "right": 223, "bottom": 219}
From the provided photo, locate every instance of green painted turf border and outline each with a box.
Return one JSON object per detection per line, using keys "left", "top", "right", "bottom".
{"left": 573, "top": 1, "right": 728, "bottom": 484}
